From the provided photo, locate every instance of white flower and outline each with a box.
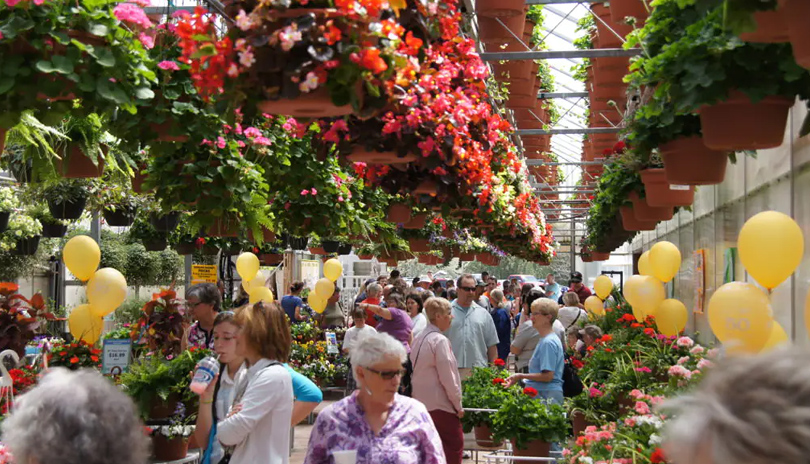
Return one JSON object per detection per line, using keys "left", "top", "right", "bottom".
{"left": 235, "top": 9, "right": 255, "bottom": 31}
{"left": 238, "top": 49, "right": 256, "bottom": 68}
{"left": 649, "top": 433, "right": 662, "bottom": 445}
{"left": 298, "top": 72, "right": 319, "bottom": 93}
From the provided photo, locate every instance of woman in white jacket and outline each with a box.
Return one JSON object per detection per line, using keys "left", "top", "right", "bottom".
{"left": 205, "top": 302, "right": 293, "bottom": 464}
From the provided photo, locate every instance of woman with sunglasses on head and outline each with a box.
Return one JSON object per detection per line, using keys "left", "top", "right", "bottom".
{"left": 195, "top": 302, "right": 293, "bottom": 464}
{"left": 196, "top": 309, "right": 323, "bottom": 464}
{"left": 305, "top": 332, "right": 446, "bottom": 464}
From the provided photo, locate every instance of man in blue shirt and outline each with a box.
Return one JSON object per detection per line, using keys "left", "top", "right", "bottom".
{"left": 544, "top": 273, "right": 562, "bottom": 302}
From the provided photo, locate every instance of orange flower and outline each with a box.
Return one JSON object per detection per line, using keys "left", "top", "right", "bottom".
{"left": 0, "top": 282, "right": 19, "bottom": 296}
{"left": 90, "top": 355, "right": 99, "bottom": 362}
{"left": 357, "top": 48, "right": 388, "bottom": 74}
{"left": 70, "top": 356, "right": 80, "bottom": 364}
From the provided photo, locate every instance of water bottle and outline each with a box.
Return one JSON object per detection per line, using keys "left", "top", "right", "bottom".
{"left": 190, "top": 356, "right": 220, "bottom": 395}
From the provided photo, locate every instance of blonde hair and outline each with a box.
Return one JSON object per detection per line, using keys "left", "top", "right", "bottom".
{"left": 490, "top": 289, "right": 506, "bottom": 308}
{"left": 234, "top": 302, "right": 291, "bottom": 362}
{"left": 563, "top": 292, "right": 580, "bottom": 307}
{"left": 424, "top": 297, "right": 451, "bottom": 324}
{"left": 531, "top": 298, "right": 559, "bottom": 322}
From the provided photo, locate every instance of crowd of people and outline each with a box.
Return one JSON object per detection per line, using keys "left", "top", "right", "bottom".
{"left": 4, "top": 271, "right": 805, "bottom": 464}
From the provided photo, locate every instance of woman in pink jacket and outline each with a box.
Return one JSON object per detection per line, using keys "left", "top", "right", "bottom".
{"left": 410, "top": 297, "right": 464, "bottom": 464}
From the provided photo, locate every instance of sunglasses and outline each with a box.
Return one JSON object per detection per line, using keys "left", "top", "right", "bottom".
{"left": 459, "top": 286, "right": 476, "bottom": 292}
{"left": 365, "top": 366, "right": 406, "bottom": 380}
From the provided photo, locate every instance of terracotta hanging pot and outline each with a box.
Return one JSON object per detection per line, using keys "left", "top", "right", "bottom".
{"left": 347, "top": 148, "right": 418, "bottom": 164}
{"left": 591, "top": 251, "right": 611, "bottom": 261}
{"left": 610, "top": 0, "right": 649, "bottom": 26}
{"left": 150, "top": 122, "right": 189, "bottom": 143}
{"left": 403, "top": 213, "right": 427, "bottom": 230}
{"left": 459, "top": 252, "right": 476, "bottom": 261}
{"left": 256, "top": 87, "right": 353, "bottom": 119}
{"left": 739, "top": 8, "right": 789, "bottom": 43}
{"left": 478, "top": 13, "right": 526, "bottom": 43}
{"left": 413, "top": 179, "right": 438, "bottom": 196}
{"left": 131, "top": 163, "right": 150, "bottom": 194}
{"left": 56, "top": 145, "right": 105, "bottom": 178}
{"left": 408, "top": 238, "right": 430, "bottom": 253}
{"left": 308, "top": 247, "right": 326, "bottom": 255}
{"left": 248, "top": 227, "right": 276, "bottom": 244}
{"left": 640, "top": 168, "right": 695, "bottom": 207}
{"left": 659, "top": 136, "right": 728, "bottom": 185}
{"left": 387, "top": 203, "right": 412, "bottom": 223}
{"left": 620, "top": 205, "right": 658, "bottom": 231}
{"left": 784, "top": 0, "right": 810, "bottom": 69}
{"left": 592, "top": 3, "right": 633, "bottom": 48}
{"left": 476, "top": 0, "right": 525, "bottom": 18}
{"left": 208, "top": 217, "right": 240, "bottom": 237}
{"left": 628, "top": 191, "right": 673, "bottom": 222}
{"left": 698, "top": 91, "right": 793, "bottom": 150}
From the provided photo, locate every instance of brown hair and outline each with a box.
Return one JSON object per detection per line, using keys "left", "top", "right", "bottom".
{"left": 234, "top": 302, "right": 291, "bottom": 362}
{"left": 290, "top": 281, "right": 305, "bottom": 293}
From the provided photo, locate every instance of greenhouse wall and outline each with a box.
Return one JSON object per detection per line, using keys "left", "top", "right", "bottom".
{"left": 630, "top": 101, "right": 810, "bottom": 347}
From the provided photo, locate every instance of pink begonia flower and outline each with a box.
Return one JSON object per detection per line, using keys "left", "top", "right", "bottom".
{"left": 337, "top": 196, "right": 344, "bottom": 202}
{"left": 113, "top": 3, "right": 153, "bottom": 29}
{"left": 706, "top": 348, "right": 720, "bottom": 358}
{"left": 0, "top": 31, "right": 3, "bottom": 40}
{"left": 236, "top": 141, "right": 246, "bottom": 148}
{"left": 238, "top": 49, "right": 255, "bottom": 68}
{"left": 5, "top": 0, "right": 21, "bottom": 7}
{"left": 216, "top": 137, "right": 226, "bottom": 149}
{"left": 158, "top": 60, "right": 180, "bottom": 71}
{"left": 139, "top": 33, "right": 154, "bottom": 49}
{"left": 634, "top": 401, "right": 651, "bottom": 415}
{"left": 300, "top": 190, "right": 309, "bottom": 196}
{"left": 310, "top": 188, "right": 317, "bottom": 195}
{"left": 676, "top": 336, "right": 695, "bottom": 348}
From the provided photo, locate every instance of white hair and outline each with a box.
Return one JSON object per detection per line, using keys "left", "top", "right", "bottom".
{"left": 663, "top": 348, "right": 810, "bottom": 464}
{"left": 349, "top": 332, "right": 406, "bottom": 384}
{"left": 367, "top": 282, "right": 383, "bottom": 297}
{"left": 2, "top": 368, "right": 150, "bottom": 464}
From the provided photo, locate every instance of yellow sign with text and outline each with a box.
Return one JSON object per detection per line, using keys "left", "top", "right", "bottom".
{"left": 191, "top": 265, "right": 217, "bottom": 285}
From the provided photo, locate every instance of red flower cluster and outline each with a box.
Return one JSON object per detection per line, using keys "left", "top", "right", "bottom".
{"left": 650, "top": 448, "right": 666, "bottom": 463}
{"left": 571, "top": 358, "right": 585, "bottom": 369}
{"left": 523, "top": 387, "right": 538, "bottom": 397}
{"left": 493, "top": 358, "right": 506, "bottom": 367}
{"left": 175, "top": 7, "right": 238, "bottom": 100}
{"left": 492, "top": 378, "right": 506, "bottom": 386}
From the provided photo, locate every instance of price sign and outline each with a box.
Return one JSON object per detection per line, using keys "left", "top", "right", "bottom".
{"left": 191, "top": 265, "right": 218, "bottom": 285}
{"left": 325, "top": 332, "right": 339, "bottom": 354}
{"left": 102, "top": 339, "right": 132, "bottom": 375}
{"left": 670, "top": 184, "right": 691, "bottom": 191}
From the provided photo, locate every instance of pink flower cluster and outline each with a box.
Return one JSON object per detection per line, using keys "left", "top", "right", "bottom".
{"left": 667, "top": 364, "right": 694, "bottom": 379}
{"left": 300, "top": 188, "right": 318, "bottom": 196}
{"left": 113, "top": 3, "right": 153, "bottom": 29}
{"left": 158, "top": 60, "right": 180, "bottom": 71}
{"left": 676, "top": 336, "right": 695, "bottom": 348}
{"left": 4, "top": 0, "right": 45, "bottom": 8}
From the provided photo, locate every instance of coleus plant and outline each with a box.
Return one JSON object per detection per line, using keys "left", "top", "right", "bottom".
{"left": 0, "top": 283, "right": 54, "bottom": 358}
{"left": 0, "top": 0, "right": 157, "bottom": 128}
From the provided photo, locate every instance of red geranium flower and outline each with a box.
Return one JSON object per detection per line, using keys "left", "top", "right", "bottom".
{"left": 492, "top": 378, "right": 505, "bottom": 385}
{"left": 69, "top": 356, "right": 79, "bottom": 364}
{"left": 523, "top": 387, "right": 538, "bottom": 397}
{"left": 572, "top": 359, "right": 585, "bottom": 369}
{"left": 644, "top": 328, "right": 656, "bottom": 336}
{"left": 195, "top": 237, "right": 206, "bottom": 247}
{"left": 90, "top": 355, "right": 99, "bottom": 362}
{"left": 650, "top": 448, "right": 666, "bottom": 463}
{"left": 493, "top": 358, "right": 505, "bottom": 367}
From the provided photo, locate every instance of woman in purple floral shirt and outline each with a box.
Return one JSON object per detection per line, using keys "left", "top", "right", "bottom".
{"left": 181, "top": 283, "right": 221, "bottom": 351}
{"left": 304, "top": 332, "right": 446, "bottom": 464}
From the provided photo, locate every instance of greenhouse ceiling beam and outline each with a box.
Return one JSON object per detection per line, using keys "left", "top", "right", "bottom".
{"left": 526, "top": 160, "right": 604, "bottom": 167}
{"left": 518, "top": 127, "right": 621, "bottom": 135}
{"left": 480, "top": 48, "right": 640, "bottom": 61}
{"left": 525, "top": 1, "right": 606, "bottom": 5}
{"left": 538, "top": 92, "right": 589, "bottom": 99}
{"left": 534, "top": 183, "right": 595, "bottom": 189}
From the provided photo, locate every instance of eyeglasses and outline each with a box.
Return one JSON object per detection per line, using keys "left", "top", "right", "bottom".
{"left": 459, "top": 286, "right": 476, "bottom": 292}
{"left": 187, "top": 301, "right": 203, "bottom": 308}
{"left": 365, "top": 366, "right": 407, "bottom": 380}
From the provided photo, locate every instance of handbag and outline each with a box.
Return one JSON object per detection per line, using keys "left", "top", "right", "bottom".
{"left": 562, "top": 353, "right": 584, "bottom": 398}
{"left": 218, "top": 361, "right": 281, "bottom": 464}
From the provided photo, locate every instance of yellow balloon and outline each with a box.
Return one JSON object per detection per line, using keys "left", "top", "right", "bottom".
{"left": 314, "top": 278, "right": 335, "bottom": 300}
{"left": 624, "top": 275, "right": 664, "bottom": 321}
{"left": 244, "top": 272, "right": 266, "bottom": 295}
{"left": 638, "top": 251, "right": 652, "bottom": 276}
{"left": 649, "top": 241, "right": 681, "bottom": 283}
{"left": 584, "top": 296, "right": 604, "bottom": 316}
{"left": 708, "top": 282, "right": 773, "bottom": 353}
{"left": 248, "top": 286, "right": 274, "bottom": 304}
{"left": 323, "top": 258, "right": 343, "bottom": 282}
{"left": 69, "top": 304, "right": 104, "bottom": 344}
{"left": 309, "top": 293, "right": 327, "bottom": 314}
{"left": 63, "top": 235, "right": 100, "bottom": 282}
{"left": 655, "top": 299, "right": 688, "bottom": 336}
{"left": 593, "top": 275, "right": 613, "bottom": 300}
{"left": 87, "top": 268, "right": 127, "bottom": 316}
{"left": 738, "top": 211, "right": 804, "bottom": 290}
{"left": 760, "top": 321, "right": 789, "bottom": 352}
{"left": 236, "top": 252, "right": 260, "bottom": 281}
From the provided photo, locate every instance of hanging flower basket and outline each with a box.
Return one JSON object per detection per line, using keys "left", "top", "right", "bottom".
{"left": 408, "top": 238, "right": 430, "bottom": 253}
{"left": 13, "top": 236, "right": 41, "bottom": 256}
{"left": 0, "top": 212, "right": 9, "bottom": 234}
{"left": 358, "top": 253, "right": 373, "bottom": 260}
{"left": 403, "top": 213, "right": 428, "bottom": 230}
{"left": 346, "top": 148, "right": 418, "bottom": 165}
{"left": 248, "top": 227, "right": 277, "bottom": 245}
{"left": 55, "top": 145, "right": 105, "bottom": 179}
{"left": 785, "top": 0, "right": 810, "bottom": 69}
{"left": 151, "top": 435, "right": 189, "bottom": 462}
{"left": 478, "top": 13, "right": 527, "bottom": 43}
{"left": 698, "top": 92, "right": 793, "bottom": 150}
{"left": 174, "top": 243, "right": 196, "bottom": 255}
{"left": 659, "top": 136, "right": 728, "bottom": 185}
{"left": 321, "top": 240, "right": 340, "bottom": 254}
{"left": 143, "top": 239, "right": 168, "bottom": 252}
{"left": 42, "top": 223, "right": 68, "bottom": 238}
{"left": 571, "top": 411, "right": 594, "bottom": 437}
{"left": 207, "top": 217, "right": 240, "bottom": 238}
{"left": 639, "top": 169, "right": 695, "bottom": 208}
{"left": 262, "top": 253, "right": 283, "bottom": 265}
{"left": 308, "top": 247, "right": 326, "bottom": 255}
{"left": 476, "top": 0, "right": 526, "bottom": 18}
{"left": 387, "top": 203, "right": 412, "bottom": 224}
{"left": 609, "top": 0, "right": 649, "bottom": 25}
{"left": 150, "top": 123, "right": 190, "bottom": 143}
{"left": 592, "top": 3, "right": 633, "bottom": 48}
{"left": 739, "top": 8, "right": 789, "bottom": 43}
{"left": 590, "top": 252, "right": 611, "bottom": 261}
{"left": 103, "top": 206, "right": 136, "bottom": 227}
{"left": 284, "top": 235, "right": 309, "bottom": 251}
{"left": 337, "top": 243, "right": 353, "bottom": 255}
{"left": 132, "top": 164, "right": 150, "bottom": 194}
{"left": 628, "top": 192, "right": 673, "bottom": 222}
{"left": 150, "top": 212, "right": 181, "bottom": 233}
{"left": 620, "top": 206, "right": 657, "bottom": 231}
{"left": 48, "top": 196, "right": 87, "bottom": 221}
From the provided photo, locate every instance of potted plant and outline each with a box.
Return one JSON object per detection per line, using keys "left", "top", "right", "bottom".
{"left": 130, "top": 288, "right": 186, "bottom": 358}
{"left": 28, "top": 203, "right": 70, "bottom": 238}
{"left": 6, "top": 213, "right": 42, "bottom": 256}
{"left": 0, "top": 283, "right": 54, "bottom": 358}
{"left": 147, "top": 403, "right": 196, "bottom": 461}
{"left": 461, "top": 362, "right": 512, "bottom": 447}
{"left": 0, "top": 0, "right": 157, "bottom": 130}
{"left": 491, "top": 387, "right": 568, "bottom": 458}
{"left": 129, "top": 216, "right": 168, "bottom": 252}
{"left": 51, "top": 114, "right": 110, "bottom": 178}
{"left": 41, "top": 179, "right": 90, "bottom": 220}
{"left": 47, "top": 339, "right": 102, "bottom": 370}
{"left": 0, "top": 187, "right": 18, "bottom": 234}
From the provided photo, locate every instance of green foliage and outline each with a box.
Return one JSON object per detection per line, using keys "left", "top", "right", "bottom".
{"left": 491, "top": 389, "right": 568, "bottom": 448}
{"left": 460, "top": 365, "right": 513, "bottom": 430}
{"left": 115, "top": 297, "right": 151, "bottom": 326}
{"left": 584, "top": 155, "right": 646, "bottom": 252}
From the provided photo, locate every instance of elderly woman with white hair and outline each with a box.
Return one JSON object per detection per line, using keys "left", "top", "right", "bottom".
{"left": 2, "top": 367, "right": 150, "bottom": 464}
{"left": 304, "top": 332, "right": 446, "bottom": 464}
{"left": 662, "top": 348, "right": 810, "bottom": 464}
